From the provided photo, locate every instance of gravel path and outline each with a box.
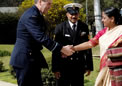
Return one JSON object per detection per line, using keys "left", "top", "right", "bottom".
{"left": 0, "top": 81, "right": 17, "bottom": 86}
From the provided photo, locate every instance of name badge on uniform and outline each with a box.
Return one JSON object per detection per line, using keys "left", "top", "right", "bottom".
{"left": 65, "top": 34, "right": 70, "bottom": 37}
{"left": 81, "top": 32, "right": 86, "bottom": 36}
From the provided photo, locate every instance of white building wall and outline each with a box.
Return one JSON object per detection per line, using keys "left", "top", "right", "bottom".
{"left": 0, "top": 7, "right": 18, "bottom": 13}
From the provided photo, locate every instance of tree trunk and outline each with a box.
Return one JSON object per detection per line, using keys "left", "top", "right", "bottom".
{"left": 94, "top": 0, "right": 103, "bottom": 34}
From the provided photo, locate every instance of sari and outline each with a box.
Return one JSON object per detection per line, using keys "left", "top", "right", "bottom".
{"left": 89, "top": 25, "right": 122, "bottom": 86}
{"left": 106, "top": 36, "right": 122, "bottom": 86}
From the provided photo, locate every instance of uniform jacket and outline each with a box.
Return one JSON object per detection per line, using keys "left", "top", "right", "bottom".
{"left": 52, "top": 20, "right": 93, "bottom": 72}
{"left": 10, "top": 5, "right": 62, "bottom": 68}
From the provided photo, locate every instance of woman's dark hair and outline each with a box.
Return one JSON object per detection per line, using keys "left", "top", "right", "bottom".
{"left": 104, "top": 7, "right": 122, "bottom": 25}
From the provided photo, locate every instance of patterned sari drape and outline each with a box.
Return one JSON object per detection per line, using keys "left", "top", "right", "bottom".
{"left": 94, "top": 25, "right": 122, "bottom": 86}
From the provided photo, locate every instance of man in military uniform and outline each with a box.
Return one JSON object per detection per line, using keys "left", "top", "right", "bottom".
{"left": 10, "top": 0, "right": 74, "bottom": 86}
{"left": 52, "top": 3, "right": 93, "bottom": 86}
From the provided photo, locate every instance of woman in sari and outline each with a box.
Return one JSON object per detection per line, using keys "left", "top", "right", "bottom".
{"left": 73, "top": 7, "right": 122, "bottom": 86}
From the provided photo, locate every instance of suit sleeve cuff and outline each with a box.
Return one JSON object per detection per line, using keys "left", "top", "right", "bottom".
{"left": 51, "top": 42, "right": 63, "bottom": 52}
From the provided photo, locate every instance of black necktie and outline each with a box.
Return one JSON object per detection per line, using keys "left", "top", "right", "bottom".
{"left": 72, "top": 24, "right": 76, "bottom": 43}
{"left": 72, "top": 24, "right": 76, "bottom": 32}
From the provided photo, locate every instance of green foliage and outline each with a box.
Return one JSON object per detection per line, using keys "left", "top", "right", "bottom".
{"left": 45, "top": 0, "right": 72, "bottom": 29}
{"left": 101, "top": 0, "right": 122, "bottom": 10}
{"left": 0, "top": 12, "right": 19, "bottom": 25}
{"left": 0, "top": 45, "right": 100, "bottom": 86}
{"left": 84, "top": 58, "right": 100, "bottom": 85}
{"left": 41, "top": 67, "right": 56, "bottom": 85}
{"left": 0, "top": 45, "right": 14, "bottom": 53}
{"left": 0, "top": 13, "right": 19, "bottom": 44}
{"left": 45, "top": 0, "right": 86, "bottom": 31}
{"left": 19, "top": 0, "right": 34, "bottom": 9}
{"left": 0, "top": 0, "right": 24, "bottom": 7}
{"left": 9, "top": 66, "right": 16, "bottom": 78}
{"left": 18, "top": 0, "right": 34, "bottom": 16}
{"left": 0, "top": 50, "right": 11, "bottom": 57}
{"left": 76, "top": 0, "right": 122, "bottom": 25}
{"left": 18, "top": 0, "right": 86, "bottom": 37}
{"left": 0, "top": 60, "right": 5, "bottom": 72}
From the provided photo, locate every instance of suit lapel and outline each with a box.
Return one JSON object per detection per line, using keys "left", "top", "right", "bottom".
{"left": 74, "top": 21, "right": 83, "bottom": 43}
{"left": 66, "top": 21, "right": 74, "bottom": 36}
{"left": 76, "top": 21, "right": 81, "bottom": 36}
{"left": 66, "top": 21, "right": 78, "bottom": 43}
{"left": 64, "top": 21, "right": 74, "bottom": 43}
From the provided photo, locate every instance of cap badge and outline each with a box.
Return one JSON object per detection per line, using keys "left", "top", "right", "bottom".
{"left": 73, "top": 5, "right": 75, "bottom": 9}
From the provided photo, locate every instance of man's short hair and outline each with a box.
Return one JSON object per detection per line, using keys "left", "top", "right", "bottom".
{"left": 34, "top": 0, "right": 38, "bottom": 3}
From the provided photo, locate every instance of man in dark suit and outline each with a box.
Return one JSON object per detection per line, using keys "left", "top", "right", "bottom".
{"left": 10, "top": 0, "right": 75, "bottom": 86}
{"left": 52, "top": 3, "right": 93, "bottom": 86}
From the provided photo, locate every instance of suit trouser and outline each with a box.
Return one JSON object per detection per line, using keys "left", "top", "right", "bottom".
{"left": 56, "top": 60, "right": 84, "bottom": 86}
{"left": 57, "top": 72, "right": 84, "bottom": 86}
{"left": 13, "top": 64, "right": 43, "bottom": 86}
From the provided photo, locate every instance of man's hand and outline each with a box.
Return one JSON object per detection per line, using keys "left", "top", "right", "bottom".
{"left": 54, "top": 72, "right": 61, "bottom": 79}
{"left": 61, "top": 45, "right": 75, "bottom": 57}
{"left": 84, "top": 70, "right": 91, "bottom": 76}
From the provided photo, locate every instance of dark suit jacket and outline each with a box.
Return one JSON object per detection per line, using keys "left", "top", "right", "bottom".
{"left": 10, "top": 5, "right": 62, "bottom": 68}
{"left": 52, "top": 20, "right": 93, "bottom": 72}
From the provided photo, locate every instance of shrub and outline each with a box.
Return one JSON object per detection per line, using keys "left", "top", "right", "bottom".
{"left": 17, "top": 0, "right": 34, "bottom": 16}
{"left": 18, "top": 0, "right": 86, "bottom": 38}
{"left": 41, "top": 62, "right": 56, "bottom": 86}
{"left": 0, "top": 12, "right": 19, "bottom": 44}
{"left": 9, "top": 66, "right": 16, "bottom": 78}
{"left": 0, "top": 60, "right": 5, "bottom": 72}
{"left": 0, "top": 50, "right": 11, "bottom": 57}
{"left": 45, "top": 0, "right": 86, "bottom": 31}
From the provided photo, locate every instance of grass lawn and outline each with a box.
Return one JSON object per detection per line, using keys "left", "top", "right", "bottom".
{"left": 0, "top": 45, "right": 17, "bottom": 84}
{"left": 0, "top": 44, "right": 100, "bottom": 86}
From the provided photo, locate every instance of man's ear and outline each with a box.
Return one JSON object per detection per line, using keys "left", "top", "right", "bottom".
{"left": 66, "top": 13, "right": 68, "bottom": 17}
{"left": 38, "top": 0, "right": 41, "bottom": 3}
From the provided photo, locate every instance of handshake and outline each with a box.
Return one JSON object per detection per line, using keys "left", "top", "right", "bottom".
{"left": 61, "top": 45, "right": 75, "bottom": 58}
